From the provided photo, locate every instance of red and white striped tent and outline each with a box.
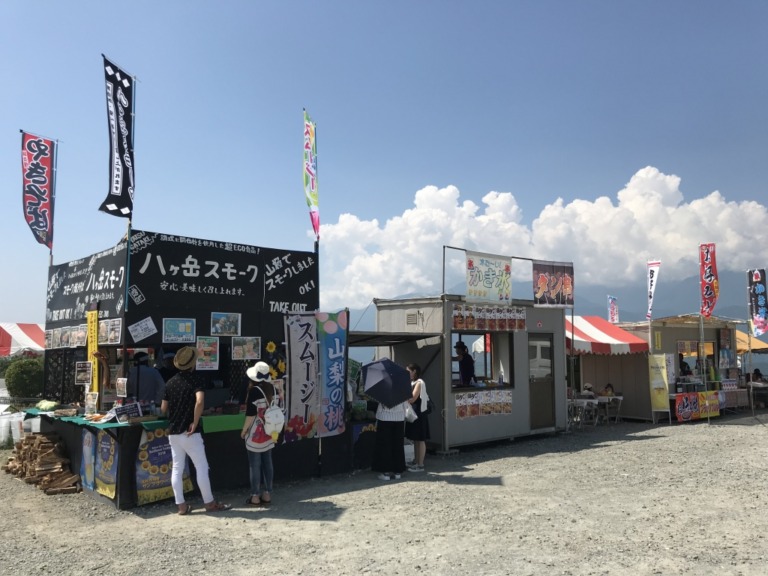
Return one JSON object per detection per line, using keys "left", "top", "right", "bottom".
{"left": 565, "top": 315, "right": 648, "bottom": 355}
{"left": 0, "top": 323, "right": 45, "bottom": 356}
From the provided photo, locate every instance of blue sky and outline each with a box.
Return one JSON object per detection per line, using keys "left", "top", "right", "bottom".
{"left": 2, "top": 1, "right": 768, "bottom": 326}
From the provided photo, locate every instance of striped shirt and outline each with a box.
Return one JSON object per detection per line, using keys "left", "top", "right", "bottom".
{"left": 376, "top": 401, "right": 407, "bottom": 422}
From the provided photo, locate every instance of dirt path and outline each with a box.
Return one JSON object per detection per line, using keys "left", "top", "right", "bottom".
{"left": 2, "top": 412, "right": 768, "bottom": 575}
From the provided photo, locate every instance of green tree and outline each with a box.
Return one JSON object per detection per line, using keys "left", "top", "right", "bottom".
{"left": 4, "top": 358, "right": 44, "bottom": 399}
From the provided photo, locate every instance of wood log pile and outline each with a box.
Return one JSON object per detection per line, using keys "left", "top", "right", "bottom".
{"left": 2, "top": 433, "right": 81, "bottom": 495}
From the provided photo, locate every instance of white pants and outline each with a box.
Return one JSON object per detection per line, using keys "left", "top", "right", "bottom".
{"left": 168, "top": 432, "right": 214, "bottom": 505}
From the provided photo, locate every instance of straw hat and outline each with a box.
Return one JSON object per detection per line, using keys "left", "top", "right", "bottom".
{"left": 173, "top": 346, "right": 198, "bottom": 371}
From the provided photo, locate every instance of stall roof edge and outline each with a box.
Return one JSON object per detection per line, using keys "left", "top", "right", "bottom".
{"left": 348, "top": 331, "right": 443, "bottom": 347}
{"left": 617, "top": 314, "right": 747, "bottom": 329}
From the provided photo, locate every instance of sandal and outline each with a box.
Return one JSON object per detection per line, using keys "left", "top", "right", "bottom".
{"left": 245, "top": 496, "right": 261, "bottom": 507}
{"left": 260, "top": 493, "right": 272, "bottom": 506}
{"left": 177, "top": 503, "right": 193, "bottom": 516}
{"left": 204, "top": 501, "right": 232, "bottom": 513}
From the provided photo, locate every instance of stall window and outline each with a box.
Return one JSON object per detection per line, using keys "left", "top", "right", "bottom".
{"left": 677, "top": 340, "right": 715, "bottom": 378}
{"left": 451, "top": 333, "right": 490, "bottom": 383}
{"left": 528, "top": 335, "right": 553, "bottom": 381}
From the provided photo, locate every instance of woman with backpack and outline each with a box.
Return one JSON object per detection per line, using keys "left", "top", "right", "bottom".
{"left": 405, "top": 363, "right": 430, "bottom": 473}
{"left": 241, "top": 361, "right": 277, "bottom": 506}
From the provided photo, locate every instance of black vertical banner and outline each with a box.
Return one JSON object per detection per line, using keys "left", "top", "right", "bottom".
{"left": 100, "top": 55, "right": 135, "bottom": 218}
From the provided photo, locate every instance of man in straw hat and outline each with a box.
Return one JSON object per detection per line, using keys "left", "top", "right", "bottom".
{"left": 160, "top": 346, "right": 231, "bottom": 514}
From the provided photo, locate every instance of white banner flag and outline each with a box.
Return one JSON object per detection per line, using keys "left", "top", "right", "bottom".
{"left": 646, "top": 260, "right": 661, "bottom": 320}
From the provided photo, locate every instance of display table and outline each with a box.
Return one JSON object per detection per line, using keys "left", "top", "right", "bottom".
{"left": 31, "top": 409, "right": 355, "bottom": 509}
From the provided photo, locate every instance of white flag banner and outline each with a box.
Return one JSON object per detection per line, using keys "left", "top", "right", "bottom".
{"left": 646, "top": 260, "right": 661, "bottom": 320}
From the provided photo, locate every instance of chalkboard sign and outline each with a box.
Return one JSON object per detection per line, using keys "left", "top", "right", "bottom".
{"left": 113, "top": 402, "right": 143, "bottom": 420}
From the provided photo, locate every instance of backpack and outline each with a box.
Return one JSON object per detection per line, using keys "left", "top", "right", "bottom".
{"left": 263, "top": 393, "right": 285, "bottom": 441}
{"left": 245, "top": 385, "right": 285, "bottom": 449}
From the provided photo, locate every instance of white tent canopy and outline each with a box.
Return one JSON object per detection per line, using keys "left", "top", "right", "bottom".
{"left": 0, "top": 323, "right": 45, "bottom": 356}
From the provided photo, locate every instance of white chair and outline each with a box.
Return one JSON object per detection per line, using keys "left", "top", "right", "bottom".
{"left": 605, "top": 396, "right": 623, "bottom": 423}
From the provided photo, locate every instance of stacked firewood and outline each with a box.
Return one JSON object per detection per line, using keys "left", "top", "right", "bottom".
{"left": 2, "top": 433, "right": 81, "bottom": 495}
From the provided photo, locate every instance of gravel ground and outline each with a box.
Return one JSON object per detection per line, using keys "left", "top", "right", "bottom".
{"left": 2, "top": 411, "right": 768, "bottom": 576}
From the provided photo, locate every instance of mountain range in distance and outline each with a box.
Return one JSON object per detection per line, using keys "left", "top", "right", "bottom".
{"left": 346, "top": 269, "right": 765, "bottom": 337}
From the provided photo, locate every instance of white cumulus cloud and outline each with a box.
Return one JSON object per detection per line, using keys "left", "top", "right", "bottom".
{"left": 319, "top": 167, "right": 768, "bottom": 310}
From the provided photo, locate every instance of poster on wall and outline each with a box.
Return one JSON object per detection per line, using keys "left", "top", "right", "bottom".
{"left": 116, "top": 377, "right": 127, "bottom": 398}
{"left": 211, "top": 312, "right": 241, "bottom": 336}
{"left": 451, "top": 304, "right": 526, "bottom": 332}
{"left": 75, "top": 362, "right": 93, "bottom": 386}
{"left": 98, "top": 320, "right": 109, "bottom": 344}
{"left": 128, "top": 316, "right": 158, "bottom": 343}
{"left": 108, "top": 319, "right": 122, "bottom": 344}
{"left": 163, "top": 318, "right": 196, "bottom": 343}
{"left": 196, "top": 336, "right": 219, "bottom": 370}
{"left": 232, "top": 336, "right": 261, "bottom": 360}
{"left": 532, "top": 260, "right": 574, "bottom": 308}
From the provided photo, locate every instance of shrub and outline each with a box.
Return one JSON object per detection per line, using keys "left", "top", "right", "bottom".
{"left": 4, "top": 358, "right": 44, "bottom": 399}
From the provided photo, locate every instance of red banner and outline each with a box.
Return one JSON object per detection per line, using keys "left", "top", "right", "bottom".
{"left": 21, "top": 131, "right": 56, "bottom": 249}
{"left": 699, "top": 243, "right": 719, "bottom": 318}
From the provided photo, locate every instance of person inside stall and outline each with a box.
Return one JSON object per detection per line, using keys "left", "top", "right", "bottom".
{"left": 453, "top": 341, "right": 475, "bottom": 387}
{"left": 127, "top": 352, "right": 166, "bottom": 406}
{"left": 753, "top": 368, "right": 765, "bottom": 383}
{"left": 580, "top": 383, "right": 596, "bottom": 398}
{"left": 678, "top": 353, "right": 692, "bottom": 377}
{"left": 597, "top": 383, "right": 615, "bottom": 396}
{"left": 158, "top": 352, "right": 179, "bottom": 383}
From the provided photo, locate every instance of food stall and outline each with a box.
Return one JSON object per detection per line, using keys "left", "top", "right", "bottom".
{"left": 352, "top": 252, "right": 574, "bottom": 453}
{"left": 619, "top": 314, "right": 742, "bottom": 423}
{"left": 564, "top": 315, "right": 650, "bottom": 420}
{"left": 38, "top": 229, "right": 354, "bottom": 509}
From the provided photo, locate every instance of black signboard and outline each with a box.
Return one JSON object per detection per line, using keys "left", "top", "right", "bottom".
{"left": 46, "top": 240, "right": 128, "bottom": 329}
{"left": 125, "top": 230, "right": 319, "bottom": 346}
{"left": 45, "top": 230, "right": 319, "bottom": 353}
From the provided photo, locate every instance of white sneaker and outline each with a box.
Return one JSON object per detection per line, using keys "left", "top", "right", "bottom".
{"left": 377, "top": 473, "right": 391, "bottom": 481}
{"left": 392, "top": 473, "right": 401, "bottom": 480}
{"left": 408, "top": 465, "right": 424, "bottom": 473}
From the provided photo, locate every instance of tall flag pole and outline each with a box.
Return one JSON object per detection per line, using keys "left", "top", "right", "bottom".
{"left": 303, "top": 109, "right": 320, "bottom": 243}
{"left": 100, "top": 55, "right": 135, "bottom": 219}
{"left": 101, "top": 55, "right": 137, "bottom": 386}
{"left": 20, "top": 130, "right": 57, "bottom": 263}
